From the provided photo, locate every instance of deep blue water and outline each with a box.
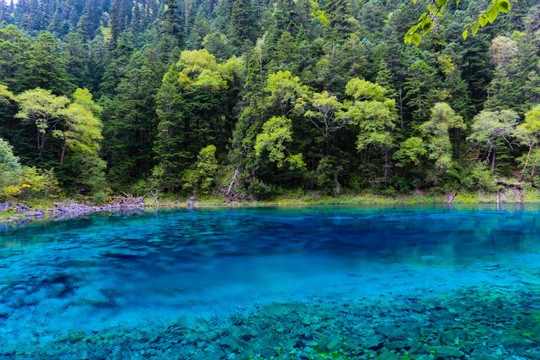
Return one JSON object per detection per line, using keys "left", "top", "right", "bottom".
{"left": 0, "top": 205, "right": 539, "bottom": 358}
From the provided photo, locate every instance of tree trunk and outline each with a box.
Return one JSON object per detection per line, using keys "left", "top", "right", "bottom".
{"left": 39, "top": 134, "right": 47, "bottom": 157}
{"left": 531, "top": 150, "right": 538, "bottom": 187}
{"left": 491, "top": 150, "right": 496, "bottom": 173}
{"left": 334, "top": 172, "right": 342, "bottom": 194}
{"left": 60, "top": 140, "right": 67, "bottom": 165}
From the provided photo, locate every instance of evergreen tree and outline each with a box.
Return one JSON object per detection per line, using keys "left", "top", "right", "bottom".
{"left": 229, "top": 0, "right": 256, "bottom": 46}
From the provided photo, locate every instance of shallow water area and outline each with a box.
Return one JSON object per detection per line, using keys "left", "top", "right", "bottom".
{"left": 0, "top": 205, "right": 539, "bottom": 359}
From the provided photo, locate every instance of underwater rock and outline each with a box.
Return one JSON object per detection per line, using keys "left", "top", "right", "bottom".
{"left": 376, "top": 349, "right": 401, "bottom": 360}
{"left": 363, "top": 334, "right": 384, "bottom": 349}
{"left": 434, "top": 345, "right": 464, "bottom": 359}
{"left": 378, "top": 324, "right": 409, "bottom": 341}
{"left": 469, "top": 345, "right": 499, "bottom": 360}
{"left": 218, "top": 335, "right": 240, "bottom": 352}
{"left": 68, "top": 331, "right": 86, "bottom": 343}
{"left": 440, "top": 329, "right": 463, "bottom": 346}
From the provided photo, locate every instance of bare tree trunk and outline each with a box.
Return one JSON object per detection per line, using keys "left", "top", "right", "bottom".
{"left": 520, "top": 143, "right": 533, "bottom": 182}
{"left": 446, "top": 187, "right": 459, "bottom": 204}
{"left": 227, "top": 168, "right": 239, "bottom": 195}
{"left": 491, "top": 150, "right": 496, "bottom": 173}
{"left": 531, "top": 150, "right": 538, "bottom": 187}
{"left": 334, "top": 173, "right": 342, "bottom": 194}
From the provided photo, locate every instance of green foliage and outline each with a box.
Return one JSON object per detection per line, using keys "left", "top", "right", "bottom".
{"left": 516, "top": 105, "right": 540, "bottom": 185}
{"left": 255, "top": 116, "right": 305, "bottom": 170}
{"left": 15, "top": 89, "right": 70, "bottom": 157}
{"left": 0, "top": 0, "right": 537, "bottom": 199}
{"left": 0, "top": 166, "right": 61, "bottom": 201}
{"left": 182, "top": 145, "right": 218, "bottom": 194}
{"left": 405, "top": 0, "right": 517, "bottom": 45}
{"left": 248, "top": 178, "right": 273, "bottom": 200}
{"left": 266, "top": 71, "right": 309, "bottom": 116}
{"left": 0, "top": 137, "right": 20, "bottom": 172}
{"left": 394, "top": 137, "right": 427, "bottom": 168}
{"left": 421, "top": 103, "right": 464, "bottom": 175}
{"left": 460, "top": 163, "right": 496, "bottom": 192}
{"left": 468, "top": 109, "right": 519, "bottom": 173}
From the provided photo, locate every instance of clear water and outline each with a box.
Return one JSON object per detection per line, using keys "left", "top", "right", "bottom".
{"left": 1, "top": 205, "right": 539, "bottom": 359}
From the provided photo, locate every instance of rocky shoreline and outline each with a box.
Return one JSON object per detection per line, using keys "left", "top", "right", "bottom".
{"left": 0, "top": 197, "right": 146, "bottom": 225}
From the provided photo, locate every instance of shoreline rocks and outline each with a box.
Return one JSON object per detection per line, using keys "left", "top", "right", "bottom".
{"left": 0, "top": 197, "right": 146, "bottom": 225}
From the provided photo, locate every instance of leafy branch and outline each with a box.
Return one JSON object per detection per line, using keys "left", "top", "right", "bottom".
{"left": 405, "top": 0, "right": 516, "bottom": 46}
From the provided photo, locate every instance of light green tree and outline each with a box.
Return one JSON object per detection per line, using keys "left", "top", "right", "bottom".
{"left": 468, "top": 109, "right": 519, "bottom": 173}
{"left": 0, "top": 85, "right": 15, "bottom": 105}
{"left": 56, "top": 88, "right": 104, "bottom": 165}
{"left": 182, "top": 145, "right": 219, "bottom": 194}
{"left": 393, "top": 137, "right": 427, "bottom": 178}
{"left": 421, "top": 102, "right": 465, "bottom": 175}
{"left": 15, "top": 88, "right": 70, "bottom": 157}
{"left": 345, "top": 78, "right": 397, "bottom": 183}
{"left": 265, "top": 71, "right": 309, "bottom": 116}
{"left": 254, "top": 116, "right": 305, "bottom": 170}
{"left": 516, "top": 105, "right": 540, "bottom": 185}
{"left": 297, "top": 91, "right": 346, "bottom": 153}
{"left": 53, "top": 89, "right": 107, "bottom": 194}
{"left": 0, "top": 137, "right": 20, "bottom": 173}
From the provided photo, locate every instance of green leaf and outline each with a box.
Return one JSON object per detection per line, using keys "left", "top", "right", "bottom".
{"left": 404, "top": 34, "right": 412, "bottom": 44}
{"left": 456, "top": 0, "right": 460, "bottom": 5}
{"left": 462, "top": 29, "right": 468, "bottom": 39}
{"left": 478, "top": 16, "right": 487, "bottom": 27}
{"left": 406, "top": 24, "right": 419, "bottom": 35}
{"left": 413, "top": 0, "right": 419, "bottom": 4}
{"left": 412, "top": 33, "right": 421, "bottom": 46}
{"left": 422, "top": 21, "right": 434, "bottom": 35}
{"left": 487, "top": 6, "right": 499, "bottom": 23}
{"left": 497, "top": 0, "right": 510, "bottom": 12}
{"left": 472, "top": 22, "right": 480, "bottom": 36}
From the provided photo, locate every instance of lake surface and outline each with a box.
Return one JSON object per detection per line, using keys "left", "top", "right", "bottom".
{"left": 1, "top": 205, "right": 539, "bottom": 359}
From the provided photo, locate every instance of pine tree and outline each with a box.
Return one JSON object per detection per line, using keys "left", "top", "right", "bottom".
{"left": 229, "top": 0, "right": 256, "bottom": 46}
{"left": 325, "top": 0, "right": 350, "bottom": 40}
{"left": 376, "top": 61, "right": 397, "bottom": 100}
{"left": 109, "top": 3, "right": 119, "bottom": 49}
{"left": 157, "top": 0, "right": 183, "bottom": 61}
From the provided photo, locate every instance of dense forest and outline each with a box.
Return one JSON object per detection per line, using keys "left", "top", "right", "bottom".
{"left": 0, "top": 0, "right": 539, "bottom": 202}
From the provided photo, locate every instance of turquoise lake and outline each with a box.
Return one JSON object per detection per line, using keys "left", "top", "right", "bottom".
{"left": 0, "top": 205, "right": 539, "bottom": 359}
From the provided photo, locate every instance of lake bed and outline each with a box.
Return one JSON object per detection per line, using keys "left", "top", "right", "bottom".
{"left": 1, "top": 205, "right": 539, "bottom": 359}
